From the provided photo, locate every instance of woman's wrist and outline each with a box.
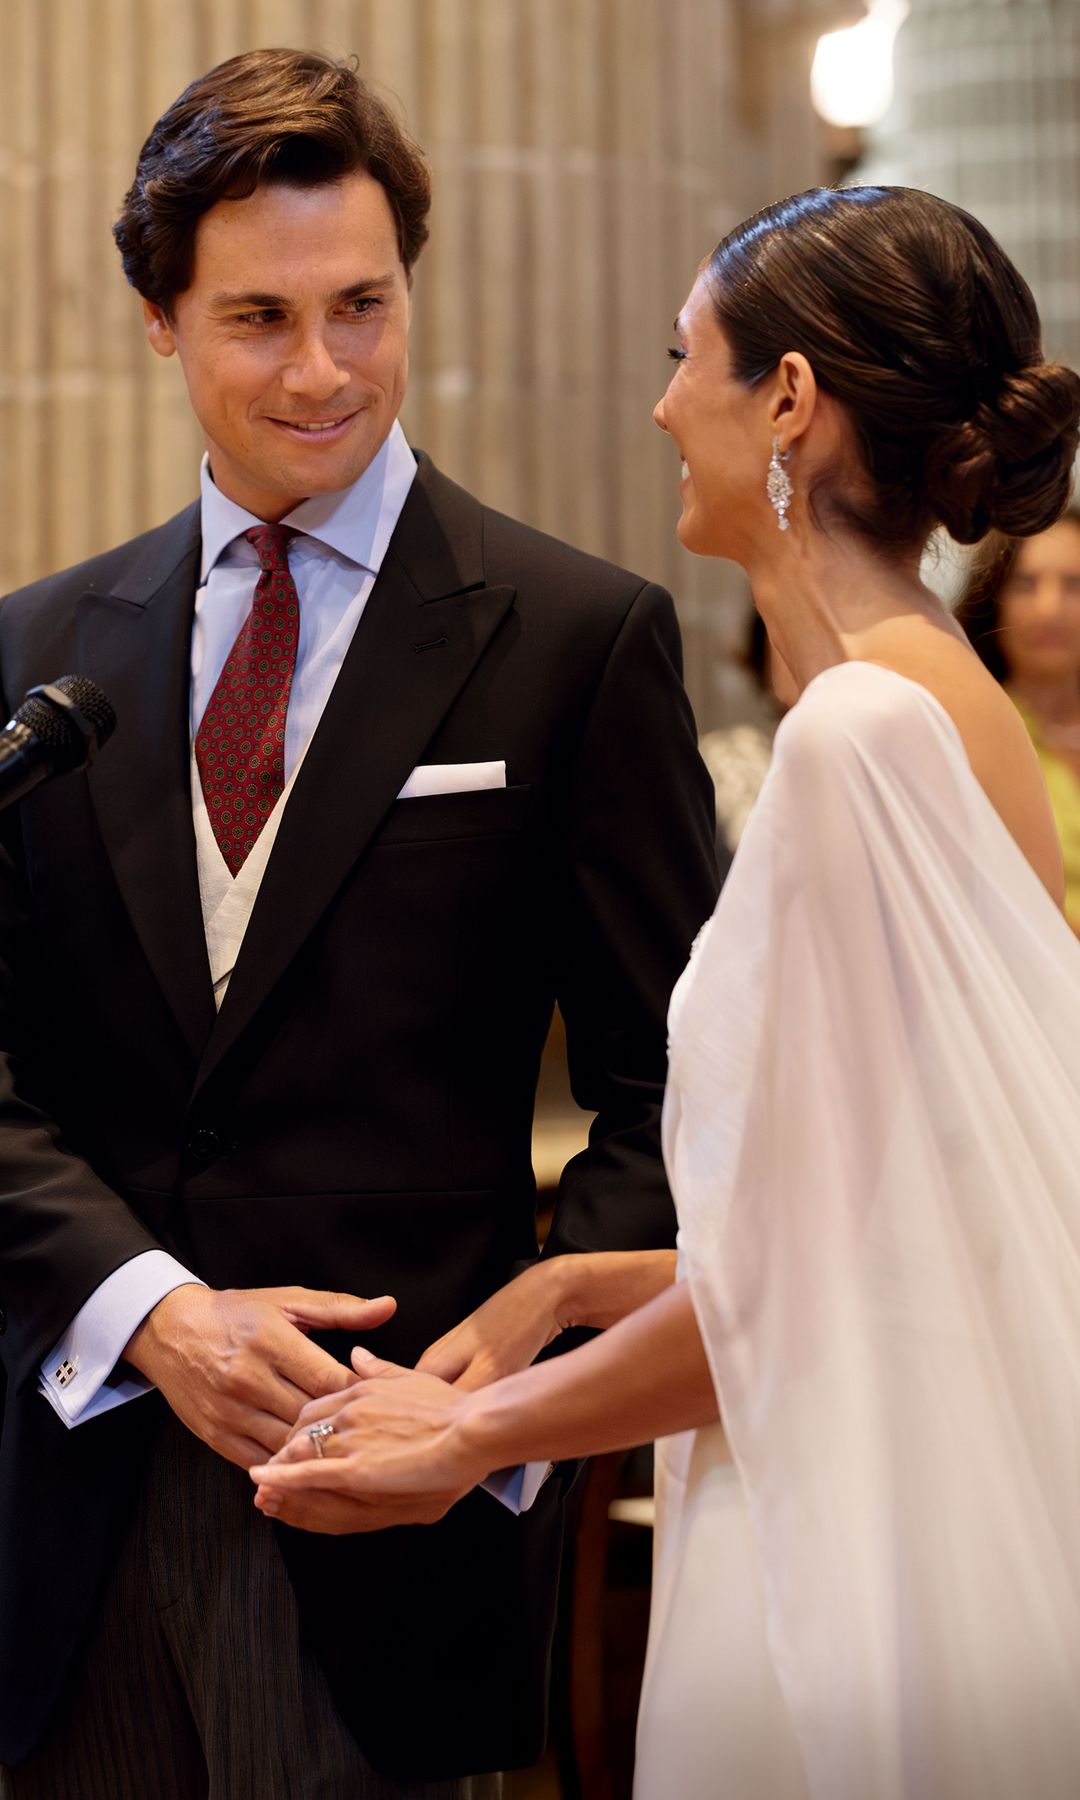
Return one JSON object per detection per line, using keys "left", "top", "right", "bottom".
{"left": 531, "top": 1252, "right": 587, "bottom": 1326}
{"left": 456, "top": 1376, "right": 523, "bottom": 1479}
{"left": 530, "top": 1250, "right": 627, "bottom": 1330}
{"left": 548, "top": 1248, "right": 678, "bottom": 1330}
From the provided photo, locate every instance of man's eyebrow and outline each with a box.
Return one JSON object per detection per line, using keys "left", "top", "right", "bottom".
{"left": 336, "top": 275, "right": 397, "bottom": 299}
{"left": 207, "top": 275, "right": 398, "bottom": 311}
{"left": 208, "top": 291, "right": 287, "bottom": 311}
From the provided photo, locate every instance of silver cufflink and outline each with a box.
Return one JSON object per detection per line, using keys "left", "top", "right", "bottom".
{"left": 55, "top": 1357, "right": 79, "bottom": 1387}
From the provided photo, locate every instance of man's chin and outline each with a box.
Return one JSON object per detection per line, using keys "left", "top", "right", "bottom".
{"left": 271, "top": 451, "right": 384, "bottom": 510}
{"left": 207, "top": 423, "right": 392, "bottom": 516}
{"left": 271, "top": 424, "right": 389, "bottom": 495}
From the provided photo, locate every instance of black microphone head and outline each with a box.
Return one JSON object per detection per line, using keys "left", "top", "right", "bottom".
{"left": 9, "top": 694, "right": 73, "bottom": 751}
{"left": 8, "top": 674, "right": 117, "bottom": 777}
{"left": 52, "top": 675, "right": 117, "bottom": 750}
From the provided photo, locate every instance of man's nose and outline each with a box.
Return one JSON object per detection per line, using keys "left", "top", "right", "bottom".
{"left": 280, "top": 331, "right": 350, "bottom": 401}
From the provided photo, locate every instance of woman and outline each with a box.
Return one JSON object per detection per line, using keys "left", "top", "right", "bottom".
{"left": 252, "top": 187, "right": 1080, "bottom": 1798}
{"left": 956, "top": 509, "right": 1080, "bottom": 932}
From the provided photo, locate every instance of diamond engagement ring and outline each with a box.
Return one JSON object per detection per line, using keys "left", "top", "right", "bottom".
{"left": 308, "top": 1422, "right": 335, "bottom": 1457}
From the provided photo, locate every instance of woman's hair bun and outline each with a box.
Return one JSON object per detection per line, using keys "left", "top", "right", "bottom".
{"left": 924, "top": 361, "right": 1080, "bottom": 545}
{"left": 705, "top": 187, "right": 1080, "bottom": 552}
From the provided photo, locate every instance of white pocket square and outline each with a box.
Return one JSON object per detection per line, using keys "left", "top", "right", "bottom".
{"left": 397, "top": 760, "right": 507, "bottom": 800}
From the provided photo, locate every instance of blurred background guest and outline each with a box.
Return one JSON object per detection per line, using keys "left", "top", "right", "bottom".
{"left": 957, "top": 507, "right": 1080, "bottom": 935}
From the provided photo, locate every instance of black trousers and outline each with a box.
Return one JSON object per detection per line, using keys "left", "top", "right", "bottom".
{"left": 6, "top": 1411, "right": 502, "bottom": 1800}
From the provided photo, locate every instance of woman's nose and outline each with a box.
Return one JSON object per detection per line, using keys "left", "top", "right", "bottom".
{"left": 1031, "top": 578, "right": 1067, "bottom": 620}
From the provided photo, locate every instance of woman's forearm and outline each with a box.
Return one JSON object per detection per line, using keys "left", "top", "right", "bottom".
{"left": 460, "top": 1278, "right": 719, "bottom": 1470}
{"left": 554, "top": 1247, "right": 678, "bottom": 1329}
{"left": 414, "top": 1248, "right": 680, "bottom": 1388}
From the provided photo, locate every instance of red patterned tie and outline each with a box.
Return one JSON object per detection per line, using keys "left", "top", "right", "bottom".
{"left": 195, "top": 524, "right": 300, "bottom": 877}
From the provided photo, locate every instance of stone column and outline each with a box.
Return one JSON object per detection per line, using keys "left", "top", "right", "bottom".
{"left": 858, "top": 0, "right": 1080, "bottom": 374}
{"left": 400, "top": 0, "right": 750, "bottom": 725}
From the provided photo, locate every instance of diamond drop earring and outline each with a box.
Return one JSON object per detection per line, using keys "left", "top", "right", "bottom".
{"left": 766, "top": 436, "right": 793, "bottom": 532}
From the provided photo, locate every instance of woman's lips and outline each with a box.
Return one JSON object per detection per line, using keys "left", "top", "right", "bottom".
{"left": 1024, "top": 630, "right": 1079, "bottom": 653}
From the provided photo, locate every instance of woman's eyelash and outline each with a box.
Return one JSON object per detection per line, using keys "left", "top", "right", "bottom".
{"left": 668, "top": 346, "right": 688, "bottom": 362}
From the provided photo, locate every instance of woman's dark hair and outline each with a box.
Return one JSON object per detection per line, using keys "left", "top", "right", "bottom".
{"left": 954, "top": 505, "right": 1080, "bottom": 680}
{"left": 706, "top": 186, "right": 1080, "bottom": 552}
{"left": 113, "top": 48, "right": 431, "bottom": 310}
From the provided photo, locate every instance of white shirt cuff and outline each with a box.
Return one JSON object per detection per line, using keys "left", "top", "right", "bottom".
{"left": 38, "top": 1250, "right": 205, "bottom": 1426}
{"left": 480, "top": 1460, "right": 555, "bottom": 1514}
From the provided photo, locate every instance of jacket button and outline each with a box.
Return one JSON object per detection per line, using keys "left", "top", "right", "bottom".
{"left": 187, "top": 1127, "right": 222, "bottom": 1163}
{"left": 0, "top": 1306, "right": 6, "bottom": 1334}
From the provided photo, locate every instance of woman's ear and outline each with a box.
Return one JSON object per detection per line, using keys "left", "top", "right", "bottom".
{"left": 768, "top": 352, "right": 817, "bottom": 453}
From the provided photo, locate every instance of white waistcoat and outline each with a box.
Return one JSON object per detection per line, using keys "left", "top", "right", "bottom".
{"left": 191, "top": 747, "right": 309, "bottom": 1009}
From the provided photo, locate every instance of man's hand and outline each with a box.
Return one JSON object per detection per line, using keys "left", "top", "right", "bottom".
{"left": 252, "top": 1480, "right": 461, "bottom": 1535}
{"left": 123, "top": 1284, "right": 397, "bottom": 1468}
{"left": 249, "top": 1353, "right": 478, "bottom": 1533}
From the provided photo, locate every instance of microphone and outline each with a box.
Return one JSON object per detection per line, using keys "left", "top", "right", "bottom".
{"left": 0, "top": 675, "right": 116, "bottom": 812}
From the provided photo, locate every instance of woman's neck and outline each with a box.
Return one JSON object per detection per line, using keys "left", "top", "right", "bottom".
{"left": 744, "top": 530, "right": 947, "bottom": 693}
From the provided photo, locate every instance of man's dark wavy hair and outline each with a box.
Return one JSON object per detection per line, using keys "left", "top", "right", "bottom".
{"left": 113, "top": 47, "right": 432, "bottom": 311}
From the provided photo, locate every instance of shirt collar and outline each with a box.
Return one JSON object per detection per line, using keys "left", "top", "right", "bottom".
{"left": 198, "top": 419, "right": 418, "bottom": 583}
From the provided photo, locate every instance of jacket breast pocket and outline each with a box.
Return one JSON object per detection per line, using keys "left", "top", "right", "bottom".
{"left": 374, "top": 783, "right": 532, "bottom": 847}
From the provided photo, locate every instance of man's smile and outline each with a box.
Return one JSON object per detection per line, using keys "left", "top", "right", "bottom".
{"left": 265, "top": 410, "right": 364, "bottom": 444}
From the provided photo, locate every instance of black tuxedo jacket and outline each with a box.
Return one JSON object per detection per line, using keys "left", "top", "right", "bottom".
{"left": 0, "top": 454, "right": 717, "bottom": 1778}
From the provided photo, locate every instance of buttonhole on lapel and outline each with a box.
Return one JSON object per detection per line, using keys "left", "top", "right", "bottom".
{"left": 412, "top": 635, "right": 449, "bottom": 654}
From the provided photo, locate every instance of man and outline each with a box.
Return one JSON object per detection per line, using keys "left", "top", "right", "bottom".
{"left": 0, "top": 47, "right": 717, "bottom": 1800}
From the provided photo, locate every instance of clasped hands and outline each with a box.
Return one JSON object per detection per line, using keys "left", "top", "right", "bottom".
{"left": 123, "top": 1260, "right": 575, "bottom": 1535}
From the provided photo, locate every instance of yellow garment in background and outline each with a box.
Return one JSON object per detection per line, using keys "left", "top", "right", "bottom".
{"left": 1010, "top": 691, "right": 1080, "bottom": 926}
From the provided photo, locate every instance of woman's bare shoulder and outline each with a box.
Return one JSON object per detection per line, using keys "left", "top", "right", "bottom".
{"left": 863, "top": 635, "right": 1065, "bottom": 907}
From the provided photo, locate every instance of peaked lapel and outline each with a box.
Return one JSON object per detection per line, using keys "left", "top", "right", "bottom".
{"left": 194, "top": 457, "right": 515, "bottom": 1094}
{"left": 78, "top": 505, "right": 216, "bottom": 1062}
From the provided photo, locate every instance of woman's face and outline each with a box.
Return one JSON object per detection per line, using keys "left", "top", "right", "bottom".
{"left": 998, "top": 518, "right": 1080, "bottom": 685}
{"left": 653, "top": 274, "right": 763, "bottom": 558}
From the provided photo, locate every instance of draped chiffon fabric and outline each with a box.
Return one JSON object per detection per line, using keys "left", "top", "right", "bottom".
{"left": 640, "top": 662, "right": 1080, "bottom": 1799}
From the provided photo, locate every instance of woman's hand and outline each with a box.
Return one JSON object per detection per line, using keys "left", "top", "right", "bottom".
{"left": 249, "top": 1352, "right": 487, "bottom": 1533}
{"left": 248, "top": 1251, "right": 684, "bottom": 1534}
{"left": 417, "top": 1251, "right": 679, "bottom": 1389}
{"left": 415, "top": 1259, "right": 575, "bottom": 1389}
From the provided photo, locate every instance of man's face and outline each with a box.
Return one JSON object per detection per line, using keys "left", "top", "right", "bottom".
{"left": 143, "top": 172, "right": 412, "bottom": 520}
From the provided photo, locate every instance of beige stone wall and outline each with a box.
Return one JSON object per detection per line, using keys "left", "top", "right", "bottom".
{"left": 0, "top": 0, "right": 843, "bottom": 726}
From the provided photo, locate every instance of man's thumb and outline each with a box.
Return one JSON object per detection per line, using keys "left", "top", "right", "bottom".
{"left": 285, "top": 1291, "right": 397, "bottom": 1331}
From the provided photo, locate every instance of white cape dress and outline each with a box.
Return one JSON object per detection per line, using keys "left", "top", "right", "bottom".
{"left": 637, "top": 662, "right": 1080, "bottom": 1800}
